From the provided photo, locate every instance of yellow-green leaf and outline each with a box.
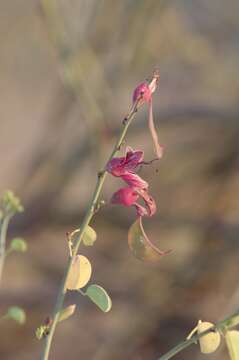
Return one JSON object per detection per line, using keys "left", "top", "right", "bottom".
{"left": 70, "top": 226, "right": 97, "bottom": 246}
{"left": 58, "top": 304, "right": 76, "bottom": 322}
{"left": 7, "top": 307, "right": 26, "bottom": 325}
{"left": 225, "top": 330, "right": 239, "bottom": 360}
{"left": 197, "top": 321, "right": 221, "bottom": 354}
{"left": 10, "top": 238, "right": 27, "bottom": 252}
{"left": 128, "top": 217, "right": 171, "bottom": 261}
{"left": 86, "top": 284, "right": 112, "bottom": 312}
{"left": 66, "top": 255, "right": 92, "bottom": 290}
{"left": 82, "top": 226, "right": 97, "bottom": 246}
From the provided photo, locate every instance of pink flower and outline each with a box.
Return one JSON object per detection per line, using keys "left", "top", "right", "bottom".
{"left": 107, "top": 147, "right": 148, "bottom": 189}
{"left": 106, "top": 147, "right": 143, "bottom": 177}
{"left": 107, "top": 146, "right": 156, "bottom": 217}
{"left": 110, "top": 186, "right": 156, "bottom": 218}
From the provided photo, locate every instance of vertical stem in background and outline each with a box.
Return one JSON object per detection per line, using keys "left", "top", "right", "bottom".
{"left": 40, "top": 104, "right": 139, "bottom": 360}
{"left": 0, "top": 216, "right": 10, "bottom": 284}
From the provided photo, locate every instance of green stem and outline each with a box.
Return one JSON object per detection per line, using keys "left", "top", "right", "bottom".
{"left": 40, "top": 103, "right": 139, "bottom": 360}
{"left": 0, "top": 215, "right": 11, "bottom": 284}
{"left": 158, "top": 310, "right": 239, "bottom": 360}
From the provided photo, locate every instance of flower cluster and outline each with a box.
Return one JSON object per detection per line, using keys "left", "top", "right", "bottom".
{"left": 106, "top": 147, "right": 156, "bottom": 217}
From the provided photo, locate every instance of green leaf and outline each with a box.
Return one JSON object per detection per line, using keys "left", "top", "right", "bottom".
{"left": 128, "top": 217, "right": 171, "bottom": 262}
{"left": 71, "top": 226, "right": 97, "bottom": 247}
{"left": 58, "top": 304, "right": 76, "bottom": 322}
{"left": 7, "top": 307, "right": 26, "bottom": 324}
{"left": 225, "top": 330, "right": 239, "bottom": 360}
{"left": 82, "top": 226, "right": 97, "bottom": 246}
{"left": 10, "top": 238, "right": 27, "bottom": 253}
{"left": 86, "top": 284, "right": 112, "bottom": 312}
{"left": 66, "top": 255, "right": 92, "bottom": 290}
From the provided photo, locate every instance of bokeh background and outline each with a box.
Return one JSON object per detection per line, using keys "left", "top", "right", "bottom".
{"left": 0, "top": 0, "right": 239, "bottom": 359}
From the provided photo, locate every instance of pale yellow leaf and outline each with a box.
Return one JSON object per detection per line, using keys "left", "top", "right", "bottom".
{"left": 66, "top": 255, "right": 92, "bottom": 290}
{"left": 225, "top": 330, "right": 239, "bottom": 360}
{"left": 197, "top": 320, "right": 221, "bottom": 354}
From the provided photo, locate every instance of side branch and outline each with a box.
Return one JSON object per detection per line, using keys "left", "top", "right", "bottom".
{"left": 158, "top": 310, "right": 239, "bottom": 360}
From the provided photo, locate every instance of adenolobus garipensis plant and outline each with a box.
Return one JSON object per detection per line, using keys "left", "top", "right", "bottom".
{"left": 38, "top": 70, "right": 171, "bottom": 360}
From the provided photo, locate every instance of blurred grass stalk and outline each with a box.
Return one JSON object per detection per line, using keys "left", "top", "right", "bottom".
{"left": 0, "top": 215, "right": 11, "bottom": 283}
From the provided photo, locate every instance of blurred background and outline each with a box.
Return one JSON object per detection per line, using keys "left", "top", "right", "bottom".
{"left": 0, "top": 0, "right": 239, "bottom": 359}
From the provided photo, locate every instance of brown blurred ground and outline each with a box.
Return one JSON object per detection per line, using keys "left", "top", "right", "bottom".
{"left": 0, "top": 0, "right": 239, "bottom": 359}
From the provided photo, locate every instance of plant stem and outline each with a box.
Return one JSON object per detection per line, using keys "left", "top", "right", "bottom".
{"left": 158, "top": 310, "right": 239, "bottom": 360}
{"left": 40, "top": 102, "right": 139, "bottom": 360}
{"left": 0, "top": 215, "right": 10, "bottom": 284}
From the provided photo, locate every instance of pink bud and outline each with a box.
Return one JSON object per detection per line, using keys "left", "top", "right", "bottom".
{"left": 132, "top": 82, "right": 152, "bottom": 104}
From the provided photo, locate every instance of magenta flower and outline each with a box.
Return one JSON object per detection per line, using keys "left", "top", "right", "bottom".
{"left": 107, "top": 147, "right": 148, "bottom": 189}
{"left": 106, "top": 147, "right": 143, "bottom": 177}
{"left": 111, "top": 186, "right": 156, "bottom": 217}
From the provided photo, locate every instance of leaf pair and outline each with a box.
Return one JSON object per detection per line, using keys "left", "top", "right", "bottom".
{"left": 187, "top": 320, "right": 239, "bottom": 359}
{"left": 65, "top": 255, "right": 112, "bottom": 314}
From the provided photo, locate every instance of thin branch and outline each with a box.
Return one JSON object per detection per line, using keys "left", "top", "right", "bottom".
{"left": 158, "top": 309, "right": 239, "bottom": 360}
{"left": 40, "top": 94, "right": 144, "bottom": 360}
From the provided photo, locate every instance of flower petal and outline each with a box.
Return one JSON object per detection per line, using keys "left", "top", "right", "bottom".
{"left": 125, "top": 147, "right": 144, "bottom": 169}
{"left": 106, "top": 148, "right": 144, "bottom": 176}
{"left": 106, "top": 157, "right": 126, "bottom": 176}
{"left": 121, "top": 173, "right": 148, "bottom": 189}
{"left": 137, "top": 189, "right": 157, "bottom": 216}
{"left": 111, "top": 187, "right": 139, "bottom": 207}
{"left": 148, "top": 99, "right": 163, "bottom": 159}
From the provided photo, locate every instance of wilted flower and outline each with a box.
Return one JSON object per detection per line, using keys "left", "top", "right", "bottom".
{"left": 132, "top": 70, "right": 163, "bottom": 159}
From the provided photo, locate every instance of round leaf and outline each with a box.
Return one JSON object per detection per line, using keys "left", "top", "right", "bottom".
{"left": 86, "top": 284, "right": 112, "bottom": 312}
{"left": 10, "top": 238, "right": 27, "bottom": 252}
{"left": 66, "top": 255, "right": 92, "bottom": 290}
{"left": 83, "top": 226, "right": 97, "bottom": 246}
{"left": 197, "top": 321, "right": 221, "bottom": 354}
{"left": 7, "top": 307, "right": 26, "bottom": 325}
{"left": 58, "top": 304, "right": 76, "bottom": 323}
{"left": 71, "top": 226, "right": 97, "bottom": 246}
{"left": 225, "top": 330, "right": 239, "bottom": 360}
{"left": 128, "top": 217, "right": 171, "bottom": 261}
